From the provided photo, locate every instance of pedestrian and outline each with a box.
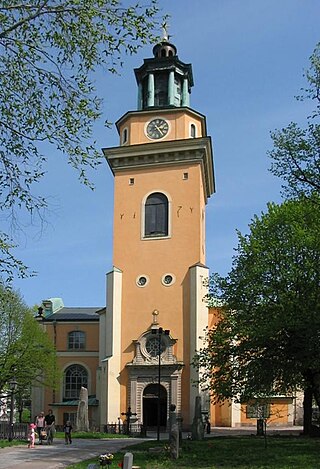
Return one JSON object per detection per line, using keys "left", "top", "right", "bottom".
{"left": 27, "top": 423, "right": 36, "bottom": 448}
{"left": 45, "top": 409, "right": 55, "bottom": 443}
{"left": 35, "top": 412, "right": 45, "bottom": 444}
{"left": 63, "top": 420, "right": 73, "bottom": 444}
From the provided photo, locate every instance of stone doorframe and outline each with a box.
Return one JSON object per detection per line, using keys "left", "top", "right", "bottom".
{"left": 126, "top": 331, "right": 184, "bottom": 425}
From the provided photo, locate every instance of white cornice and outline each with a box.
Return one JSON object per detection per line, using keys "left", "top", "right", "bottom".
{"left": 103, "top": 137, "right": 215, "bottom": 201}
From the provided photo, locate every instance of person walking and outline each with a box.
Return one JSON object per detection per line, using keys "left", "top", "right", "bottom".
{"left": 63, "top": 420, "right": 73, "bottom": 445}
{"left": 35, "top": 412, "right": 45, "bottom": 444}
{"left": 45, "top": 409, "right": 55, "bottom": 444}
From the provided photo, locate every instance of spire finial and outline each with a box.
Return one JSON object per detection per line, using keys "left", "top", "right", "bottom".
{"left": 152, "top": 309, "right": 159, "bottom": 325}
{"left": 162, "top": 21, "right": 169, "bottom": 41}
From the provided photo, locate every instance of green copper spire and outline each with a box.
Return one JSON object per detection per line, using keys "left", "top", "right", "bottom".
{"left": 134, "top": 29, "right": 193, "bottom": 110}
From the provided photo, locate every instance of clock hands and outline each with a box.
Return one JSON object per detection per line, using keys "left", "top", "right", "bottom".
{"left": 155, "top": 124, "right": 165, "bottom": 136}
{"left": 146, "top": 118, "right": 169, "bottom": 139}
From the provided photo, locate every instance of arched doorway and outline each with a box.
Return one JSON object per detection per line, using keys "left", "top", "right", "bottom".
{"left": 143, "top": 384, "right": 167, "bottom": 428}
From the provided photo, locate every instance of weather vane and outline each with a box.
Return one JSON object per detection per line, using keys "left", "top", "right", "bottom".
{"left": 162, "top": 21, "right": 169, "bottom": 41}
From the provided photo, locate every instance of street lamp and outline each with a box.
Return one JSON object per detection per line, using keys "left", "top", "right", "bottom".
{"left": 151, "top": 326, "right": 170, "bottom": 441}
{"left": 8, "top": 378, "right": 18, "bottom": 442}
{"left": 34, "top": 306, "right": 44, "bottom": 321}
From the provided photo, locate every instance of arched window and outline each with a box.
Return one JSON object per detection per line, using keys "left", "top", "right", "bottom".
{"left": 68, "top": 331, "right": 85, "bottom": 350}
{"left": 64, "top": 365, "right": 88, "bottom": 400}
{"left": 144, "top": 192, "right": 168, "bottom": 237}
{"left": 190, "top": 123, "right": 196, "bottom": 138}
{"left": 122, "top": 128, "right": 128, "bottom": 144}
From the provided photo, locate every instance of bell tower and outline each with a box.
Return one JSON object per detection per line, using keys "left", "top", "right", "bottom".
{"left": 100, "top": 34, "right": 215, "bottom": 430}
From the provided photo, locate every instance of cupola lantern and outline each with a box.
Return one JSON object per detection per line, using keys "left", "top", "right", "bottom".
{"left": 134, "top": 31, "right": 194, "bottom": 111}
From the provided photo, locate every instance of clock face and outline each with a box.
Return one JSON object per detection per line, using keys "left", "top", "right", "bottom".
{"left": 146, "top": 118, "right": 169, "bottom": 140}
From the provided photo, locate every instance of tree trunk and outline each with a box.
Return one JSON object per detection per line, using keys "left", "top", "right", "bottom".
{"left": 303, "top": 387, "right": 313, "bottom": 435}
{"left": 312, "top": 372, "right": 320, "bottom": 409}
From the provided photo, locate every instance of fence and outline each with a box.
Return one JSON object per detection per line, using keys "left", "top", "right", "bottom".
{"left": 103, "top": 422, "right": 145, "bottom": 437}
{"left": 0, "top": 421, "right": 144, "bottom": 439}
{"left": 0, "top": 422, "right": 28, "bottom": 440}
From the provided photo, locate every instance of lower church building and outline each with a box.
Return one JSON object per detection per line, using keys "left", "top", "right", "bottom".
{"left": 32, "top": 37, "right": 296, "bottom": 430}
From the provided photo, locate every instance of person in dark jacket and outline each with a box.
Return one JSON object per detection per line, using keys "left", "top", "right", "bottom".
{"left": 63, "top": 420, "right": 73, "bottom": 444}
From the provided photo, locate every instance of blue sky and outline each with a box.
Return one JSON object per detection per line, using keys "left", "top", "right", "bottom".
{"left": 13, "top": 0, "right": 320, "bottom": 307}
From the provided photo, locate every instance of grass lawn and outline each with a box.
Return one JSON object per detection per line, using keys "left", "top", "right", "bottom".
{"left": 66, "top": 436, "right": 320, "bottom": 469}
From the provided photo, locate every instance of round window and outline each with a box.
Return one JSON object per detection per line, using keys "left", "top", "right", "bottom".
{"left": 146, "top": 336, "right": 166, "bottom": 357}
{"left": 136, "top": 275, "right": 149, "bottom": 287}
{"left": 161, "top": 273, "right": 175, "bottom": 286}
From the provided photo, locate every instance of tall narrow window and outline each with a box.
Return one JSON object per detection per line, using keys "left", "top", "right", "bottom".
{"left": 154, "top": 73, "right": 168, "bottom": 106}
{"left": 122, "top": 128, "right": 128, "bottom": 144}
{"left": 64, "top": 365, "right": 88, "bottom": 400}
{"left": 190, "top": 123, "right": 196, "bottom": 138}
{"left": 144, "top": 192, "right": 168, "bottom": 237}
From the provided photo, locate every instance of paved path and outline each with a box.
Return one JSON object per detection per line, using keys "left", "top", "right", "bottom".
{"left": 0, "top": 427, "right": 303, "bottom": 469}
{"left": 0, "top": 437, "right": 146, "bottom": 469}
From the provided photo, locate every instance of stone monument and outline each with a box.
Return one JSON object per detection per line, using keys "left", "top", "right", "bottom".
{"left": 169, "top": 404, "right": 179, "bottom": 459}
{"left": 191, "top": 396, "right": 204, "bottom": 440}
{"left": 76, "top": 386, "right": 89, "bottom": 432}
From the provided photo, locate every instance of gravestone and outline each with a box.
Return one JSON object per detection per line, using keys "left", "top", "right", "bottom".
{"left": 123, "top": 452, "right": 133, "bottom": 469}
{"left": 169, "top": 404, "right": 179, "bottom": 459}
{"left": 191, "top": 396, "right": 204, "bottom": 440}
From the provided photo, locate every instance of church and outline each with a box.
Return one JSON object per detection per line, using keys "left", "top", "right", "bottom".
{"left": 32, "top": 36, "right": 295, "bottom": 430}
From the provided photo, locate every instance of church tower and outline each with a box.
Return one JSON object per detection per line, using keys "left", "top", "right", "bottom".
{"left": 100, "top": 33, "right": 215, "bottom": 429}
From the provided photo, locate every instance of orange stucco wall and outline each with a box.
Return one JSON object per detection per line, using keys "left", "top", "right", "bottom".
{"left": 113, "top": 157, "right": 207, "bottom": 422}
{"left": 46, "top": 323, "right": 99, "bottom": 351}
{"left": 41, "top": 322, "right": 99, "bottom": 425}
{"left": 240, "top": 400, "right": 292, "bottom": 426}
{"left": 118, "top": 108, "right": 205, "bottom": 146}
{"left": 207, "top": 310, "right": 293, "bottom": 427}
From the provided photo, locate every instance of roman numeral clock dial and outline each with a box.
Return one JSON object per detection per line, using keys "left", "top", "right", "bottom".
{"left": 146, "top": 118, "right": 169, "bottom": 140}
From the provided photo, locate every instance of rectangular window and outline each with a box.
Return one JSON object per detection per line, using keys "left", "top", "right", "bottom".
{"left": 183, "top": 172, "right": 189, "bottom": 180}
{"left": 129, "top": 178, "right": 135, "bottom": 185}
{"left": 68, "top": 331, "right": 85, "bottom": 350}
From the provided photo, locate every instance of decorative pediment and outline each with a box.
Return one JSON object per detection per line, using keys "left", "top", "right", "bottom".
{"left": 131, "top": 330, "right": 177, "bottom": 365}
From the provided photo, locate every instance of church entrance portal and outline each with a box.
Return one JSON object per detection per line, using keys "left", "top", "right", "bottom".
{"left": 143, "top": 384, "right": 167, "bottom": 428}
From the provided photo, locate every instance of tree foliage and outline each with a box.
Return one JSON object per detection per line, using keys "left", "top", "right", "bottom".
{"left": 0, "top": 0, "right": 163, "bottom": 281}
{"left": 0, "top": 284, "right": 58, "bottom": 394}
{"left": 194, "top": 198, "right": 320, "bottom": 410}
{"left": 269, "top": 43, "right": 320, "bottom": 198}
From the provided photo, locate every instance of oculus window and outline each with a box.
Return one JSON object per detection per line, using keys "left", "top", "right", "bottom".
{"left": 146, "top": 336, "right": 167, "bottom": 357}
{"left": 136, "top": 275, "right": 149, "bottom": 287}
{"left": 144, "top": 192, "right": 168, "bottom": 237}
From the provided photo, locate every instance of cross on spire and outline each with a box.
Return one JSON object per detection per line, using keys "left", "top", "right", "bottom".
{"left": 152, "top": 309, "right": 159, "bottom": 325}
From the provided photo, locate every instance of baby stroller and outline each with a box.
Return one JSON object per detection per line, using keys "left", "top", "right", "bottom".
{"left": 39, "top": 428, "right": 47, "bottom": 444}
{"left": 45, "top": 425, "right": 54, "bottom": 444}
{"left": 39, "top": 426, "right": 53, "bottom": 445}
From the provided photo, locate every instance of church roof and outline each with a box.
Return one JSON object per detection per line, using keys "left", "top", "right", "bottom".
{"left": 44, "top": 307, "right": 100, "bottom": 322}
{"left": 50, "top": 396, "right": 99, "bottom": 406}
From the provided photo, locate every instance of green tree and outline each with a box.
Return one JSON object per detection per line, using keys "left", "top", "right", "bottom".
{"left": 269, "top": 43, "right": 320, "bottom": 198}
{"left": 0, "top": 285, "right": 58, "bottom": 396}
{"left": 0, "top": 0, "right": 163, "bottom": 281}
{"left": 194, "top": 197, "right": 320, "bottom": 433}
